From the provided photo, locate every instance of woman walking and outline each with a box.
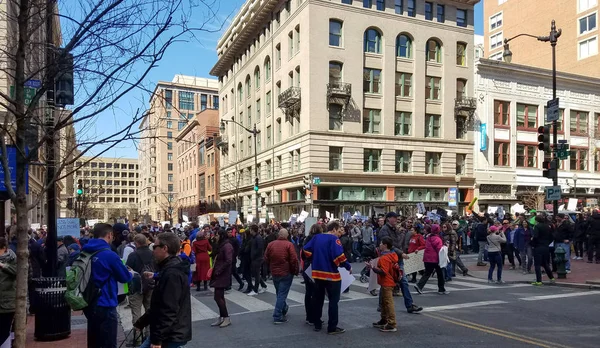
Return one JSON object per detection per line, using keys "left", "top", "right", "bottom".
{"left": 210, "top": 229, "right": 234, "bottom": 328}
{"left": 193, "top": 231, "right": 212, "bottom": 291}
{"left": 414, "top": 224, "right": 448, "bottom": 295}
{"left": 514, "top": 220, "right": 533, "bottom": 274}
{"left": 0, "top": 237, "right": 17, "bottom": 347}
{"left": 487, "top": 226, "right": 506, "bottom": 284}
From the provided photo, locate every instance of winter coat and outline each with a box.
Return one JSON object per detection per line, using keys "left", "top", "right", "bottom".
{"left": 513, "top": 227, "right": 531, "bottom": 251}
{"left": 446, "top": 229, "right": 459, "bottom": 260}
{"left": 574, "top": 219, "right": 588, "bottom": 241}
{"left": 210, "top": 241, "right": 233, "bottom": 289}
{"left": 28, "top": 237, "right": 45, "bottom": 279}
{"left": 250, "top": 235, "right": 265, "bottom": 263}
{"left": 193, "top": 239, "right": 212, "bottom": 282}
{"left": 532, "top": 222, "right": 554, "bottom": 248}
{"left": 487, "top": 232, "right": 506, "bottom": 253}
{"left": 264, "top": 239, "right": 299, "bottom": 277}
{"left": 407, "top": 233, "right": 426, "bottom": 254}
{"left": 587, "top": 213, "right": 600, "bottom": 238}
{"left": 554, "top": 221, "right": 574, "bottom": 243}
{"left": 135, "top": 255, "right": 192, "bottom": 346}
{"left": 350, "top": 226, "right": 361, "bottom": 242}
{"left": 475, "top": 223, "right": 489, "bottom": 242}
{"left": 57, "top": 244, "right": 70, "bottom": 277}
{"left": 362, "top": 226, "right": 374, "bottom": 244}
{"left": 377, "top": 223, "right": 404, "bottom": 255}
{"left": 423, "top": 234, "right": 443, "bottom": 263}
{"left": 126, "top": 245, "right": 154, "bottom": 275}
{"left": 340, "top": 234, "right": 353, "bottom": 262}
{"left": 0, "top": 249, "right": 17, "bottom": 313}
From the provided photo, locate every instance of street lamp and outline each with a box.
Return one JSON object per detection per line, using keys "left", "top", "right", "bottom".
{"left": 572, "top": 173, "right": 578, "bottom": 200}
{"left": 220, "top": 119, "right": 261, "bottom": 223}
{"left": 454, "top": 174, "right": 461, "bottom": 212}
{"left": 503, "top": 20, "right": 562, "bottom": 218}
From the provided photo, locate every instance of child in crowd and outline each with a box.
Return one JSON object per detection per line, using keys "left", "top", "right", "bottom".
{"left": 367, "top": 236, "right": 398, "bottom": 333}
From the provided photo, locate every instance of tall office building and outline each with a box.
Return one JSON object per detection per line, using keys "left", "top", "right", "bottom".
{"left": 484, "top": 0, "right": 600, "bottom": 77}
{"left": 138, "top": 75, "right": 219, "bottom": 222}
{"left": 212, "top": 0, "right": 480, "bottom": 220}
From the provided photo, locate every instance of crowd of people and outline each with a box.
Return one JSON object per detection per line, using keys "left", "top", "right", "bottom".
{"left": 0, "top": 206, "right": 599, "bottom": 346}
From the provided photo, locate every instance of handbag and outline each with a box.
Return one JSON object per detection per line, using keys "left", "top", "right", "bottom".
{"left": 207, "top": 255, "right": 217, "bottom": 280}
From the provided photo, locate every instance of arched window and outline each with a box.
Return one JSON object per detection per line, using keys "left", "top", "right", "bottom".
{"left": 364, "top": 28, "right": 382, "bottom": 53}
{"left": 396, "top": 34, "right": 412, "bottom": 58}
{"left": 264, "top": 56, "right": 271, "bottom": 81}
{"left": 245, "top": 75, "right": 251, "bottom": 97}
{"left": 329, "top": 61, "right": 343, "bottom": 84}
{"left": 254, "top": 66, "right": 261, "bottom": 88}
{"left": 426, "top": 39, "right": 442, "bottom": 63}
{"left": 237, "top": 83, "right": 243, "bottom": 103}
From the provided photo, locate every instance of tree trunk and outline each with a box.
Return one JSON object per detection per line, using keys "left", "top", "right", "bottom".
{"left": 14, "top": 196, "right": 30, "bottom": 348}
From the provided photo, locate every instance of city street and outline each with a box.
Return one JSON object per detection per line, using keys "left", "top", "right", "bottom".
{"left": 116, "top": 265, "right": 600, "bottom": 348}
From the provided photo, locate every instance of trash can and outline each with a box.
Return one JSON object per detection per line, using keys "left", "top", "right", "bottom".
{"left": 32, "top": 277, "right": 71, "bottom": 341}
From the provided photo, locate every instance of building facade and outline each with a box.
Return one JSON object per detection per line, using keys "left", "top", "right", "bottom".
{"left": 138, "top": 75, "right": 219, "bottom": 222}
{"left": 484, "top": 0, "right": 600, "bottom": 77}
{"left": 73, "top": 156, "right": 139, "bottom": 222}
{"left": 212, "top": 0, "right": 480, "bottom": 220}
{"left": 175, "top": 109, "right": 221, "bottom": 220}
{"left": 474, "top": 58, "right": 600, "bottom": 212}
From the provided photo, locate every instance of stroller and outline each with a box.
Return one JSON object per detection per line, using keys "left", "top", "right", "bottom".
{"left": 359, "top": 244, "right": 378, "bottom": 283}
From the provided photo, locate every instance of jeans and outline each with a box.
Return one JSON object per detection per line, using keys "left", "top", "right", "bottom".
{"left": 478, "top": 241, "right": 488, "bottom": 263}
{"left": 312, "top": 280, "right": 341, "bottom": 332}
{"left": 534, "top": 246, "right": 554, "bottom": 282}
{"left": 140, "top": 336, "right": 187, "bottom": 348}
{"left": 574, "top": 240, "right": 584, "bottom": 258}
{"left": 556, "top": 242, "right": 571, "bottom": 270}
{"left": 487, "top": 251, "right": 503, "bottom": 281}
{"left": 449, "top": 255, "right": 468, "bottom": 276}
{"left": 0, "top": 312, "right": 14, "bottom": 347}
{"left": 83, "top": 305, "right": 118, "bottom": 348}
{"left": 272, "top": 274, "right": 293, "bottom": 321}
{"left": 352, "top": 241, "right": 361, "bottom": 261}
{"left": 416, "top": 262, "right": 445, "bottom": 292}
{"left": 520, "top": 245, "right": 533, "bottom": 272}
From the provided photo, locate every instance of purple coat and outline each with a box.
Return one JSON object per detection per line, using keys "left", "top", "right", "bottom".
{"left": 423, "top": 234, "right": 443, "bottom": 263}
{"left": 209, "top": 241, "right": 233, "bottom": 289}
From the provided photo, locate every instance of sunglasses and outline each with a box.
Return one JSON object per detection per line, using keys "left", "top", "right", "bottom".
{"left": 153, "top": 244, "right": 166, "bottom": 250}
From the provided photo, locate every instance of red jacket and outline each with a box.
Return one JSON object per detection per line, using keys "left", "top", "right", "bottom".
{"left": 264, "top": 239, "right": 299, "bottom": 277}
{"left": 407, "top": 234, "right": 426, "bottom": 254}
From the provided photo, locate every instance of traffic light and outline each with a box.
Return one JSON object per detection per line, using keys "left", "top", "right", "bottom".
{"left": 76, "top": 179, "right": 83, "bottom": 196}
{"left": 55, "top": 49, "right": 74, "bottom": 105}
{"left": 303, "top": 174, "right": 312, "bottom": 191}
{"left": 254, "top": 177, "right": 259, "bottom": 192}
{"left": 261, "top": 197, "right": 266, "bottom": 206}
{"left": 542, "top": 159, "right": 557, "bottom": 179}
{"left": 537, "top": 125, "right": 550, "bottom": 152}
{"left": 66, "top": 197, "right": 73, "bottom": 210}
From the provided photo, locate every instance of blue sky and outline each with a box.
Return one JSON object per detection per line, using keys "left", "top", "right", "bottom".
{"left": 84, "top": 0, "right": 483, "bottom": 160}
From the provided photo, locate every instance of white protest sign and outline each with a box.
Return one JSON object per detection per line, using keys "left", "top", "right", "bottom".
{"left": 567, "top": 198, "right": 577, "bottom": 211}
{"left": 56, "top": 218, "right": 80, "bottom": 237}
{"left": 304, "top": 217, "right": 317, "bottom": 236}
{"left": 228, "top": 211, "right": 238, "bottom": 225}
{"left": 30, "top": 223, "right": 41, "bottom": 230}
{"left": 497, "top": 206, "right": 505, "bottom": 220}
{"left": 417, "top": 203, "right": 426, "bottom": 214}
{"left": 326, "top": 211, "right": 331, "bottom": 219}
{"left": 259, "top": 218, "right": 266, "bottom": 224}
{"left": 218, "top": 216, "right": 225, "bottom": 227}
{"left": 338, "top": 267, "right": 355, "bottom": 294}
{"left": 403, "top": 251, "right": 425, "bottom": 274}
{"left": 298, "top": 211, "right": 309, "bottom": 223}
{"left": 246, "top": 214, "right": 253, "bottom": 223}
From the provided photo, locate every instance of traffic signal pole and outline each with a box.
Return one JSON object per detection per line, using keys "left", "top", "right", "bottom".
{"left": 551, "top": 21, "right": 560, "bottom": 218}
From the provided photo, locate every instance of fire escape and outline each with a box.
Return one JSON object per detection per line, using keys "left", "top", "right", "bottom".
{"left": 278, "top": 86, "right": 301, "bottom": 121}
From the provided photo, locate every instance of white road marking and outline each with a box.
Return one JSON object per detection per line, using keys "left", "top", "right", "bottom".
{"left": 422, "top": 300, "right": 508, "bottom": 312}
{"left": 190, "top": 295, "right": 220, "bottom": 321}
{"left": 341, "top": 290, "right": 374, "bottom": 300}
{"left": 264, "top": 286, "right": 306, "bottom": 304}
{"left": 224, "top": 289, "right": 274, "bottom": 312}
{"left": 519, "top": 291, "right": 600, "bottom": 301}
{"left": 449, "top": 280, "right": 498, "bottom": 289}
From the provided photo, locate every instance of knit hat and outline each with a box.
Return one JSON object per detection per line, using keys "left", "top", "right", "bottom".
{"left": 68, "top": 243, "right": 80, "bottom": 252}
{"left": 490, "top": 226, "right": 499, "bottom": 233}
{"left": 430, "top": 224, "right": 441, "bottom": 234}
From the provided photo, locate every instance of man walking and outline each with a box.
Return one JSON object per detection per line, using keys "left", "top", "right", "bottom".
{"left": 476, "top": 215, "right": 489, "bottom": 266}
{"left": 135, "top": 233, "right": 192, "bottom": 348}
{"left": 82, "top": 223, "right": 133, "bottom": 348}
{"left": 586, "top": 211, "right": 600, "bottom": 263}
{"left": 248, "top": 225, "right": 267, "bottom": 296}
{"left": 264, "top": 228, "right": 299, "bottom": 324}
{"left": 303, "top": 221, "right": 351, "bottom": 334}
{"left": 126, "top": 234, "right": 154, "bottom": 346}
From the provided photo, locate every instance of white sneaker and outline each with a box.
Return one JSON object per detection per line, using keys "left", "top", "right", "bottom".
{"left": 247, "top": 291, "right": 258, "bottom": 296}
{"left": 566, "top": 270, "right": 571, "bottom": 274}
{"left": 258, "top": 287, "right": 266, "bottom": 294}
{"left": 572, "top": 256, "right": 578, "bottom": 260}
{"left": 577, "top": 257, "right": 583, "bottom": 260}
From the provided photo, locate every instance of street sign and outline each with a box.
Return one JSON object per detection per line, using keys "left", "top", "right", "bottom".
{"left": 546, "top": 98, "right": 559, "bottom": 122}
{"left": 9, "top": 86, "right": 38, "bottom": 106}
{"left": 0, "top": 146, "right": 29, "bottom": 194}
{"left": 545, "top": 185, "right": 562, "bottom": 201}
{"left": 312, "top": 176, "right": 321, "bottom": 185}
{"left": 555, "top": 141, "right": 570, "bottom": 160}
{"left": 24, "top": 79, "right": 42, "bottom": 88}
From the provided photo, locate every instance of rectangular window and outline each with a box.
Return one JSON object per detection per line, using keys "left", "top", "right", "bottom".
{"left": 266, "top": 91, "right": 272, "bottom": 116}
{"left": 288, "top": 31, "right": 294, "bottom": 58}
{"left": 490, "top": 32, "right": 503, "bottom": 49}
{"left": 363, "top": 68, "right": 382, "bottom": 94}
{"left": 394, "top": 111, "right": 412, "bottom": 136}
{"left": 342, "top": 0, "right": 352, "bottom": 4}
{"left": 395, "top": 151, "right": 412, "bottom": 173}
{"left": 425, "top": 114, "right": 441, "bottom": 138}
{"left": 213, "top": 95, "right": 219, "bottom": 110}
{"left": 363, "top": 0, "right": 372, "bottom": 8}
{"left": 517, "top": 144, "right": 537, "bottom": 168}
{"left": 456, "top": 42, "right": 467, "bottom": 66}
{"left": 494, "top": 100, "right": 510, "bottom": 126}
{"left": 579, "top": 0, "right": 598, "bottom": 13}
{"left": 490, "top": 12, "right": 503, "bottom": 30}
{"left": 276, "top": 44, "right": 281, "bottom": 69}
{"left": 425, "top": 152, "right": 441, "bottom": 174}
{"left": 425, "top": 2, "right": 433, "bottom": 20}
{"left": 167, "top": 131, "right": 173, "bottom": 139}
{"left": 200, "top": 94, "right": 207, "bottom": 111}
{"left": 363, "top": 109, "right": 381, "bottom": 134}
{"left": 456, "top": 154, "right": 466, "bottom": 175}
{"left": 167, "top": 142, "right": 172, "bottom": 150}
{"left": 164, "top": 90, "right": 172, "bottom": 109}
{"left": 256, "top": 99, "right": 261, "bottom": 121}
{"left": 579, "top": 37, "right": 598, "bottom": 59}
{"left": 437, "top": 4, "right": 445, "bottom": 22}
{"left": 395, "top": 0, "right": 402, "bottom": 14}
{"left": 178, "top": 121, "right": 186, "bottom": 130}
{"left": 178, "top": 91, "right": 194, "bottom": 110}
{"left": 329, "top": 104, "right": 343, "bottom": 131}
{"left": 168, "top": 174, "right": 173, "bottom": 182}
{"left": 168, "top": 184, "right": 174, "bottom": 192}
{"left": 247, "top": 106, "right": 252, "bottom": 125}
{"left": 166, "top": 121, "right": 172, "bottom": 129}
{"left": 456, "top": 9, "right": 467, "bottom": 27}
{"left": 571, "top": 148, "right": 589, "bottom": 171}
{"left": 295, "top": 26, "right": 300, "bottom": 54}
{"left": 329, "top": 20, "right": 342, "bottom": 47}
{"left": 329, "top": 147, "right": 343, "bottom": 171}
{"left": 407, "top": 0, "right": 415, "bottom": 17}
{"left": 276, "top": 119, "right": 282, "bottom": 142}
{"left": 395, "top": 72, "right": 412, "bottom": 97}
{"left": 516, "top": 103, "right": 537, "bottom": 129}
{"left": 363, "top": 149, "right": 381, "bottom": 172}
{"left": 167, "top": 153, "right": 173, "bottom": 161}
{"left": 376, "top": 0, "right": 385, "bottom": 11}
{"left": 266, "top": 160, "right": 272, "bottom": 179}
{"left": 456, "top": 116, "right": 467, "bottom": 139}
{"left": 267, "top": 126, "right": 272, "bottom": 147}
{"left": 570, "top": 110, "right": 589, "bottom": 135}
{"left": 425, "top": 76, "right": 441, "bottom": 100}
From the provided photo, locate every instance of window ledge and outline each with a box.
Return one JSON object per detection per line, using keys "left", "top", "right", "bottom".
{"left": 426, "top": 100, "right": 443, "bottom": 105}
{"left": 364, "top": 52, "right": 383, "bottom": 58}
{"left": 329, "top": 45, "right": 344, "bottom": 50}
{"left": 364, "top": 93, "right": 383, "bottom": 99}
{"left": 456, "top": 64, "right": 468, "bottom": 69}
{"left": 494, "top": 124, "right": 510, "bottom": 129}
{"left": 426, "top": 61, "right": 443, "bottom": 67}
{"left": 516, "top": 127, "right": 537, "bottom": 132}
{"left": 396, "top": 96, "right": 413, "bottom": 101}
{"left": 395, "top": 57, "right": 413, "bottom": 63}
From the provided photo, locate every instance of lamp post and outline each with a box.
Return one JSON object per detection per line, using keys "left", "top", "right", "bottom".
{"left": 503, "top": 20, "right": 562, "bottom": 218}
{"left": 454, "top": 174, "right": 461, "bottom": 213}
{"left": 572, "top": 173, "right": 578, "bottom": 200}
{"left": 220, "top": 120, "right": 261, "bottom": 223}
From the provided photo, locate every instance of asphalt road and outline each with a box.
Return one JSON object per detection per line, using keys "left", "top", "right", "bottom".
{"left": 183, "top": 272, "right": 600, "bottom": 348}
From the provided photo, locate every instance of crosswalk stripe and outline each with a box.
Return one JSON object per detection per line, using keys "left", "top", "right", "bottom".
{"left": 463, "top": 277, "right": 493, "bottom": 283}
{"left": 190, "top": 295, "right": 220, "bottom": 320}
{"left": 422, "top": 283, "right": 461, "bottom": 291}
{"left": 351, "top": 281, "right": 369, "bottom": 289}
{"left": 341, "top": 290, "right": 374, "bottom": 300}
{"left": 449, "top": 280, "right": 497, "bottom": 289}
{"left": 264, "top": 286, "right": 306, "bottom": 304}
{"left": 422, "top": 300, "right": 507, "bottom": 312}
{"left": 224, "top": 289, "right": 274, "bottom": 312}
{"left": 519, "top": 291, "right": 600, "bottom": 301}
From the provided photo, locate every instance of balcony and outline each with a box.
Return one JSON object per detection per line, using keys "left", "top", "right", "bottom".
{"left": 278, "top": 87, "right": 301, "bottom": 117}
{"left": 327, "top": 82, "right": 351, "bottom": 98}
{"left": 216, "top": 135, "right": 228, "bottom": 149}
{"left": 455, "top": 96, "right": 477, "bottom": 111}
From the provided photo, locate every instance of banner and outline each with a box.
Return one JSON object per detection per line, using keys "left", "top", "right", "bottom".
{"left": 448, "top": 188, "right": 458, "bottom": 207}
{"left": 57, "top": 218, "right": 80, "bottom": 237}
{"left": 403, "top": 252, "right": 425, "bottom": 274}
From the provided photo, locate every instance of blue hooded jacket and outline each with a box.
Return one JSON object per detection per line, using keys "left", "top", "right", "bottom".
{"left": 189, "top": 228, "right": 200, "bottom": 242}
{"left": 82, "top": 238, "right": 132, "bottom": 308}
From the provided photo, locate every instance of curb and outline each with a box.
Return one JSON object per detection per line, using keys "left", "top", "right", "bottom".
{"left": 467, "top": 275, "right": 600, "bottom": 289}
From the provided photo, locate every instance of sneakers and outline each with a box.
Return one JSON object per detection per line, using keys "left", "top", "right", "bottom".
{"left": 488, "top": 279, "right": 496, "bottom": 284}
{"left": 576, "top": 257, "right": 583, "bottom": 260}
{"left": 407, "top": 304, "right": 423, "bottom": 314}
{"left": 549, "top": 278, "right": 556, "bottom": 284}
{"left": 496, "top": 280, "right": 505, "bottom": 285}
{"left": 369, "top": 289, "right": 378, "bottom": 296}
{"left": 522, "top": 271, "right": 528, "bottom": 275}
{"left": 414, "top": 285, "right": 423, "bottom": 295}
{"left": 462, "top": 270, "right": 469, "bottom": 277}
{"left": 476, "top": 262, "right": 488, "bottom": 266}
{"left": 247, "top": 291, "right": 258, "bottom": 296}
{"left": 258, "top": 287, "right": 266, "bottom": 294}
{"left": 379, "top": 324, "right": 397, "bottom": 332}
{"left": 392, "top": 290, "right": 402, "bottom": 297}
{"left": 531, "top": 281, "right": 543, "bottom": 286}
{"left": 438, "top": 291, "right": 450, "bottom": 295}
{"left": 274, "top": 318, "right": 289, "bottom": 325}
{"left": 572, "top": 255, "right": 578, "bottom": 260}
{"left": 327, "top": 327, "right": 346, "bottom": 335}
{"left": 566, "top": 270, "right": 571, "bottom": 274}
{"left": 372, "top": 320, "right": 386, "bottom": 329}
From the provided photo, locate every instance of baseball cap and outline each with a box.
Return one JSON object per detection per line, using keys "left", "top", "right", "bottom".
{"left": 386, "top": 212, "right": 399, "bottom": 219}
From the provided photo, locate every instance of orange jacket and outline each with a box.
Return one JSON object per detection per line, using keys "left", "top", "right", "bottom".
{"left": 377, "top": 251, "right": 399, "bottom": 287}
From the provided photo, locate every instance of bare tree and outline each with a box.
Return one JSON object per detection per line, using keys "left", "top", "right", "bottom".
{"left": 0, "top": 0, "right": 224, "bottom": 345}
{"left": 521, "top": 188, "right": 545, "bottom": 211}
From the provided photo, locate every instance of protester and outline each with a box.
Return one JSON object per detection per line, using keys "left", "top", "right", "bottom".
{"left": 248, "top": 225, "right": 267, "bottom": 296}
{"left": 487, "top": 226, "right": 506, "bottom": 284}
{"left": 193, "top": 231, "right": 212, "bottom": 292}
{"left": 414, "top": 224, "right": 447, "bottom": 295}
{"left": 0, "top": 237, "right": 17, "bottom": 347}
{"left": 82, "top": 223, "right": 133, "bottom": 348}
{"left": 554, "top": 214, "right": 573, "bottom": 273}
{"left": 126, "top": 234, "right": 154, "bottom": 346}
{"left": 209, "top": 229, "right": 234, "bottom": 328}
{"left": 56, "top": 236, "right": 70, "bottom": 277}
{"left": 135, "top": 233, "right": 192, "bottom": 347}
{"left": 227, "top": 228, "right": 244, "bottom": 291}
{"left": 587, "top": 211, "right": 600, "bottom": 263}
{"left": 66, "top": 243, "right": 81, "bottom": 267}
{"left": 514, "top": 220, "right": 533, "bottom": 274}
{"left": 264, "top": 228, "right": 299, "bottom": 324}
{"left": 302, "top": 223, "right": 322, "bottom": 326}
{"left": 368, "top": 236, "right": 398, "bottom": 333}
{"left": 531, "top": 215, "right": 556, "bottom": 286}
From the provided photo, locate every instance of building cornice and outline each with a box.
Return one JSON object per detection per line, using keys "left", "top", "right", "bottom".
{"left": 176, "top": 120, "right": 199, "bottom": 141}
